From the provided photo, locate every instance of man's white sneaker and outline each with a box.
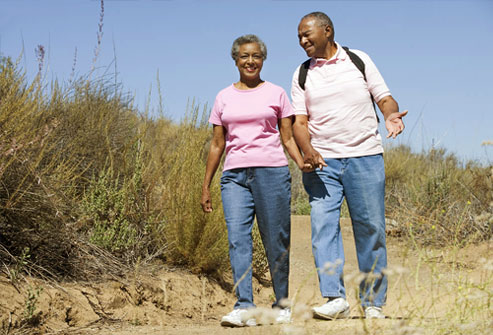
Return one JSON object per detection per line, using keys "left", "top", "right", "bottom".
{"left": 220, "top": 309, "right": 257, "bottom": 327}
{"left": 313, "top": 298, "right": 350, "bottom": 319}
{"left": 275, "top": 308, "right": 292, "bottom": 324}
{"left": 364, "top": 306, "right": 385, "bottom": 319}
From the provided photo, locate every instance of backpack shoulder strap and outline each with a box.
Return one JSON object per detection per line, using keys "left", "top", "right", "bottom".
{"left": 298, "top": 48, "right": 366, "bottom": 90}
{"left": 342, "top": 46, "right": 366, "bottom": 80}
{"left": 343, "top": 46, "right": 379, "bottom": 122}
{"left": 298, "top": 59, "right": 311, "bottom": 90}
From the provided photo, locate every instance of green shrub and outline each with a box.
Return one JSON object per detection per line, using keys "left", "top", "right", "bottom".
{"left": 83, "top": 167, "right": 138, "bottom": 252}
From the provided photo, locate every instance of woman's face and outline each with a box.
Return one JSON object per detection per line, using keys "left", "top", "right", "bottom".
{"left": 235, "top": 42, "right": 263, "bottom": 81}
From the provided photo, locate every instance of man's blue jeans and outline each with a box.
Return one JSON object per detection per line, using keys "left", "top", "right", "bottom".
{"left": 221, "top": 166, "right": 291, "bottom": 309}
{"left": 302, "top": 154, "right": 387, "bottom": 307}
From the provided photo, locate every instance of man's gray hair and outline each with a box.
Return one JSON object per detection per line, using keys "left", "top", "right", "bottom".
{"left": 302, "top": 12, "right": 335, "bottom": 40}
{"left": 231, "top": 34, "right": 267, "bottom": 61}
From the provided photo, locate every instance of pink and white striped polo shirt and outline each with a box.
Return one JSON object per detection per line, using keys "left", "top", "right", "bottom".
{"left": 291, "top": 42, "right": 391, "bottom": 158}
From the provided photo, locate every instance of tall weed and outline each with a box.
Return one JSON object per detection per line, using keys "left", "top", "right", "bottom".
{"left": 157, "top": 102, "right": 229, "bottom": 274}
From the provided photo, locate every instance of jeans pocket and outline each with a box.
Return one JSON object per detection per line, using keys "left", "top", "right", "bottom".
{"left": 220, "top": 169, "right": 243, "bottom": 190}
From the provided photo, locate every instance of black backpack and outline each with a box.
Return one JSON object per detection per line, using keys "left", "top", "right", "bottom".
{"left": 298, "top": 46, "right": 379, "bottom": 122}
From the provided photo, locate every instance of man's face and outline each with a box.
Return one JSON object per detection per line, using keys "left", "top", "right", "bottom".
{"left": 298, "top": 18, "right": 331, "bottom": 58}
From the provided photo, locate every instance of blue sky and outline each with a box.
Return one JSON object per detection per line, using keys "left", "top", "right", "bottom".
{"left": 1, "top": 0, "right": 492, "bottom": 164}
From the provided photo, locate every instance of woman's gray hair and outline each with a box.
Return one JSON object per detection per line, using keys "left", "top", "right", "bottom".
{"left": 231, "top": 34, "right": 267, "bottom": 61}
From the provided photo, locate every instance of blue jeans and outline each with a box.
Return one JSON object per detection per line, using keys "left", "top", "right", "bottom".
{"left": 302, "top": 154, "right": 387, "bottom": 307}
{"left": 221, "top": 166, "right": 291, "bottom": 309}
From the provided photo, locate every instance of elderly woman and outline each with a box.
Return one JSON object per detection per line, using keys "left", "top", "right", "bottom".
{"left": 201, "top": 34, "right": 307, "bottom": 327}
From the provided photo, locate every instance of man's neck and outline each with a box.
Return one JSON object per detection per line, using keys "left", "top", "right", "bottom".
{"left": 322, "top": 42, "right": 338, "bottom": 60}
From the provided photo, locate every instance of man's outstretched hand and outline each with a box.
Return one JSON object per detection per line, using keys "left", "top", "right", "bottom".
{"left": 385, "top": 110, "right": 408, "bottom": 139}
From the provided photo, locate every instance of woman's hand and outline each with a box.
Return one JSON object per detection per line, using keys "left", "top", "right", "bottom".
{"left": 299, "top": 161, "right": 314, "bottom": 172}
{"left": 201, "top": 125, "right": 226, "bottom": 213}
{"left": 201, "top": 188, "right": 213, "bottom": 213}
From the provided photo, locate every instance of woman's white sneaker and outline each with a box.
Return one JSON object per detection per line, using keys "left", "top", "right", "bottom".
{"left": 312, "top": 298, "right": 350, "bottom": 319}
{"left": 275, "top": 308, "right": 292, "bottom": 324}
{"left": 220, "top": 309, "right": 257, "bottom": 327}
{"left": 364, "top": 306, "right": 385, "bottom": 319}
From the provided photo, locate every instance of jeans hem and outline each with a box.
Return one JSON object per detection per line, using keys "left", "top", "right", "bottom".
{"left": 234, "top": 303, "right": 256, "bottom": 309}
{"left": 321, "top": 293, "right": 346, "bottom": 299}
{"left": 361, "top": 303, "right": 386, "bottom": 308}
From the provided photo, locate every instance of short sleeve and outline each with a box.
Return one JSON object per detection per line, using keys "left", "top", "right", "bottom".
{"left": 209, "top": 94, "right": 223, "bottom": 126}
{"left": 351, "top": 50, "right": 391, "bottom": 103}
{"left": 278, "top": 89, "right": 294, "bottom": 118}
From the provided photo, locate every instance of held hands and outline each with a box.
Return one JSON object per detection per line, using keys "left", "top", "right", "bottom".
{"left": 200, "top": 188, "right": 213, "bottom": 213}
{"left": 302, "top": 148, "right": 327, "bottom": 172}
{"left": 300, "top": 162, "right": 314, "bottom": 173}
{"left": 385, "top": 110, "right": 408, "bottom": 139}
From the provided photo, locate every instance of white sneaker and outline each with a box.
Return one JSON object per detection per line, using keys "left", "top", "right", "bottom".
{"left": 275, "top": 308, "right": 292, "bottom": 324}
{"left": 364, "top": 306, "right": 385, "bottom": 319}
{"left": 312, "top": 298, "right": 350, "bottom": 320}
{"left": 220, "top": 309, "right": 257, "bottom": 327}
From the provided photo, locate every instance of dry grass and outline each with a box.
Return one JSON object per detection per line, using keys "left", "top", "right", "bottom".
{"left": 0, "top": 56, "right": 231, "bottom": 282}
{"left": 383, "top": 145, "right": 492, "bottom": 247}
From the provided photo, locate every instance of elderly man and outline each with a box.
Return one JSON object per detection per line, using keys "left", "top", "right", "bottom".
{"left": 291, "top": 11, "right": 407, "bottom": 319}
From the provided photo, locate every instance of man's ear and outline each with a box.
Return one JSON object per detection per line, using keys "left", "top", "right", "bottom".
{"left": 325, "top": 25, "right": 332, "bottom": 38}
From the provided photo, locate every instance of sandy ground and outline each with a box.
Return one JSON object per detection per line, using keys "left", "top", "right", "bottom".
{"left": 1, "top": 215, "right": 492, "bottom": 334}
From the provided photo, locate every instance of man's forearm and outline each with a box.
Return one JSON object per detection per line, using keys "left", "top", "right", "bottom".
{"left": 293, "top": 122, "right": 314, "bottom": 155}
{"left": 378, "top": 96, "right": 399, "bottom": 120}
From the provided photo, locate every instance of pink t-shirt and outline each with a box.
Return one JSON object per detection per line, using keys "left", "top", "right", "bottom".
{"left": 291, "top": 42, "right": 391, "bottom": 158}
{"left": 209, "top": 81, "right": 294, "bottom": 171}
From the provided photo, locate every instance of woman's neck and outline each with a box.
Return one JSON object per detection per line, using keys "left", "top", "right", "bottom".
{"left": 234, "top": 78, "right": 264, "bottom": 90}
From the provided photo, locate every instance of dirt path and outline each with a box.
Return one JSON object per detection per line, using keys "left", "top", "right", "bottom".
{"left": 1, "top": 216, "right": 492, "bottom": 334}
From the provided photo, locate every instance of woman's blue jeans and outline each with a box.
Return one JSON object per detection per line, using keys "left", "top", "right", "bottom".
{"left": 221, "top": 166, "right": 291, "bottom": 309}
{"left": 302, "top": 154, "right": 387, "bottom": 307}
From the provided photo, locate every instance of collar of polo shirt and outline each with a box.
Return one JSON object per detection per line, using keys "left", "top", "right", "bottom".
{"left": 312, "top": 42, "right": 347, "bottom": 68}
